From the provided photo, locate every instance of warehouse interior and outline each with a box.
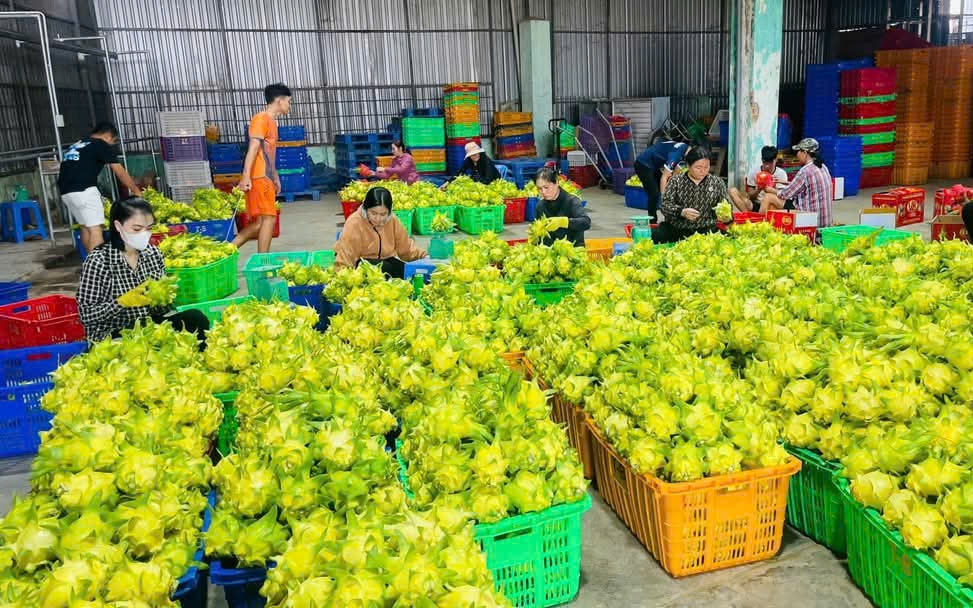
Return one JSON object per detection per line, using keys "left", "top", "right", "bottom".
{"left": 2, "top": 1, "right": 973, "bottom": 608}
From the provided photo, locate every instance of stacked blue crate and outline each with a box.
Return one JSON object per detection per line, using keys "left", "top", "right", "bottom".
{"left": 208, "top": 144, "right": 243, "bottom": 192}
{"left": 817, "top": 135, "right": 864, "bottom": 196}
{"left": 333, "top": 132, "right": 395, "bottom": 179}
{"left": 276, "top": 125, "right": 309, "bottom": 193}
{"left": 804, "top": 58, "right": 875, "bottom": 138}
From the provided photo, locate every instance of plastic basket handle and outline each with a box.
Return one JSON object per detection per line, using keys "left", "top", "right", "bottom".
{"left": 24, "top": 352, "right": 54, "bottom": 362}
{"left": 608, "top": 448, "right": 628, "bottom": 488}
{"left": 716, "top": 482, "right": 751, "bottom": 494}
{"left": 490, "top": 524, "right": 537, "bottom": 544}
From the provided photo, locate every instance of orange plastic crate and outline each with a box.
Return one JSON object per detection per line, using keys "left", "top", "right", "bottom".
{"left": 376, "top": 155, "right": 393, "bottom": 168}
{"left": 494, "top": 111, "right": 533, "bottom": 126}
{"left": 552, "top": 395, "right": 596, "bottom": 481}
{"left": 588, "top": 422, "right": 800, "bottom": 577}
{"left": 931, "top": 160, "right": 972, "bottom": 179}
{"left": 585, "top": 237, "right": 632, "bottom": 261}
{"left": 892, "top": 165, "right": 929, "bottom": 185}
{"left": 445, "top": 106, "right": 479, "bottom": 124}
{"left": 411, "top": 148, "right": 446, "bottom": 164}
{"left": 495, "top": 124, "right": 534, "bottom": 138}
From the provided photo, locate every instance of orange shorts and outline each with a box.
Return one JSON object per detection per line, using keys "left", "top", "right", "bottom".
{"left": 246, "top": 177, "right": 277, "bottom": 217}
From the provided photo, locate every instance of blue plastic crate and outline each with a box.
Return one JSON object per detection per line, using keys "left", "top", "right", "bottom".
{"left": 277, "top": 125, "right": 306, "bottom": 142}
{"left": 183, "top": 219, "right": 236, "bottom": 242}
{"left": 0, "top": 381, "right": 52, "bottom": 458}
{"left": 275, "top": 148, "right": 308, "bottom": 170}
{"left": 495, "top": 133, "right": 536, "bottom": 147}
{"left": 208, "top": 144, "right": 243, "bottom": 162}
{"left": 1, "top": 341, "right": 87, "bottom": 387}
{"left": 0, "top": 282, "right": 29, "bottom": 306}
{"left": 210, "top": 560, "right": 269, "bottom": 608}
{"left": 172, "top": 491, "right": 215, "bottom": 608}
{"left": 335, "top": 132, "right": 377, "bottom": 145}
{"left": 404, "top": 260, "right": 441, "bottom": 283}
{"left": 286, "top": 284, "right": 340, "bottom": 330}
{"left": 211, "top": 160, "right": 244, "bottom": 175}
{"left": 525, "top": 196, "right": 538, "bottom": 221}
{"left": 280, "top": 172, "right": 308, "bottom": 193}
{"left": 401, "top": 107, "right": 444, "bottom": 117}
{"left": 625, "top": 185, "right": 649, "bottom": 210}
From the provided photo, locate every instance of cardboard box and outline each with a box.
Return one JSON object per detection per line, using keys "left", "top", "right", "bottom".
{"left": 934, "top": 188, "right": 966, "bottom": 218}
{"left": 871, "top": 187, "right": 925, "bottom": 227}
{"left": 767, "top": 210, "right": 818, "bottom": 242}
{"left": 860, "top": 208, "right": 898, "bottom": 229}
{"left": 931, "top": 214, "right": 969, "bottom": 242}
{"left": 833, "top": 177, "right": 845, "bottom": 201}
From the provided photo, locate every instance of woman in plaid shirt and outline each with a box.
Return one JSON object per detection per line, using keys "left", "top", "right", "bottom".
{"left": 76, "top": 198, "right": 209, "bottom": 343}
{"left": 773, "top": 138, "right": 834, "bottom": 228}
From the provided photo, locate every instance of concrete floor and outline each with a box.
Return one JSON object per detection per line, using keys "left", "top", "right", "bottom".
{"left": 2, "top": 178, "right": 952, "bottom": 606}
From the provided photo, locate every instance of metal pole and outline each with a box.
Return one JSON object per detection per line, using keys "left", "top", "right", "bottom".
{"left": 36, "top": 156, "right": 58, "bottom": 247}
{"left": 56, "top": 36, "right": 127, "bottom": 168}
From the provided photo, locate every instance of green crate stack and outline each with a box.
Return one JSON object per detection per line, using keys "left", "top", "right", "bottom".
{"left": 402, "top": 117, "right": 445, "bottom": 148}
{"left": 393, "top": 209, "right": 414, "bottom": 235}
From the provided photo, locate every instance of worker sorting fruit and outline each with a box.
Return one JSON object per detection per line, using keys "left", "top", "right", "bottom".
{"left": 76, "top": 198, "right": 210, "bottom": 343}
{"left": 531, "top": 167, "right": 591, "bottom": 247}
{"left": 334, "top": 186, "right": 427, "bottom": 279}
{"left": 654, "top": 146, "right": 729, "bottom": 244}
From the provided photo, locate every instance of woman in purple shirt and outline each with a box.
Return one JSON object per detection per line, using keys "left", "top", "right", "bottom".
{"left": 377, "top": 140, "right": 420, "bottom": 184}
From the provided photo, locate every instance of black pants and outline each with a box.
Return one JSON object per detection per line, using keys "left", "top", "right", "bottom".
{"left": 962, "top": 203, "right": 973, "bottom": 243}
{"left": 652, "top": 222, "right": 721, "bottom": 244}
{"left": 112, "top": 308, "right": 210, "bottom": 344}
{"left": 362, "top": 257, "right": 406, "bottom": 280}
{"left": 634, "top": 161, "right": 662, "bottom": 221}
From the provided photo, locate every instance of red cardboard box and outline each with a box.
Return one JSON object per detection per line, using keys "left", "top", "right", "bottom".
{"left": 934, "top": 186, "right": 971, "bottom": 218}
{"left": 931, "top": 214, "right": 969, "bottom": 242}
{"left": 871, "top": 187, "right": 925, "bottom": 227}
{"left": 767, "top": 210, "right": 818, "bottom": 242}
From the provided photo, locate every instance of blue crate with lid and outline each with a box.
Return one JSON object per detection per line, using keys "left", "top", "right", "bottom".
{"left": 277, "top": 125, "right": 306, "bottom": 142}
{"left": 211, "top": 160, "right": 244, "bottom": 175}
{"left": 279, "top": 172, "right": 308, "bottom": 193}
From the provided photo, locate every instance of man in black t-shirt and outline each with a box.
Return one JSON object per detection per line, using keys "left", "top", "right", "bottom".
{"left": 58, "top": 122, "right": 141, "bottom": 253}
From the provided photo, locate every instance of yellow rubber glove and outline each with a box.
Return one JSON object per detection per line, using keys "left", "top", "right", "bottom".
{"left": 549, "top": 216, "right": 570, "bottom": 230}
{"left": 117, "top": 285, "right": 151, "bottom": 308}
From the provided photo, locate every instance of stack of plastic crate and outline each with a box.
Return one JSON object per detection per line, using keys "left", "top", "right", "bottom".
{"left": 876, "top": 48, "right": 933, "bottom": 184}
{"left": 928, "top": 46, "right": 973, "bottom": 179}
{"left": 804, "top": 58, "right": 875, "bottom": 138}
{"left": 817, "top": 135, "right": 864, "bottom": 196}
{"left": 275, "top": 125, "right": 308, "bottom": 194}
{"left": 838, "top": 68, "right": 897, "bottom": 188}
{"left": 402, "top": 117, "right": 446, "bottom": 174}
{"left": 159, "top": 111, "right": 211, "bottom": 202}
{"left": 444, "top": 83, "right": 481, "bottom": 174}
{"left": 333, "top": 132, "right": 394, "bottom": 179}
{"left": 208, "top": 144, "right": 243, "bottom": 193}
{"left": 559, "top": 122, "right": 577, "bottom": 155}
{"left": 604, "top": 115, "right": 634, "bottom": 167}
{"left": 494, "top": 111, "right": 536, "bottom": 159}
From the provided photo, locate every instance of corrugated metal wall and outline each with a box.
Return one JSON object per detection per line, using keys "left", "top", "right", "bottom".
{"left": 0, "top": 0, "right": 108, "bottom": 175}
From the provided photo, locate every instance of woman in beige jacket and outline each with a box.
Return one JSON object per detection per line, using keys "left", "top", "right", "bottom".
{"left": 334, "top": 186, "right": 426, "bottom": 279}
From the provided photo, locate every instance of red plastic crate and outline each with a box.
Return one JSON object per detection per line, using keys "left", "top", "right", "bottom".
{"left": 0, "top": 296, "right": 85, "bottom": 350}
{"left": 839, "top": 123, "right": 897, "bottom": 135}
{"left": 503, "top": 197, "right": 527, "bottom": 223}
{"left": 148, "top": 224, "right": 187, "bottom": 247}
{"left": 341, "top": 200, "right": 363, "bottom": 219}
{"left": 860, "top": 166, "right": 894, "bottom": 189}
{"left": 839, "top": 101, "right": 897, "bottom": 119}
{"left": 447, "top": 136, "right": 482, "bottom": 147}
{"left": 863, "top": 142, "right": 897, "bottom": 155}
{"left": 235, "top": 211, "right": 281, "bottom": 238}
{"left": 840, "top": 68, "right": 897, "bottom": 97}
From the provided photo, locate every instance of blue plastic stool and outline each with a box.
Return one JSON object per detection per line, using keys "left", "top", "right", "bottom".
{"left": 1, "top": 201, "right": 48, "bottom": 243}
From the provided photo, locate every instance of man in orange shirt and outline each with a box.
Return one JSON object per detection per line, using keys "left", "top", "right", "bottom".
{"left": 234, "top": 83, "right": 291, "bottom": 253}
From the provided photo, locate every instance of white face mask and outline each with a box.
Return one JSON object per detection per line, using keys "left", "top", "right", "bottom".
{"left": 121, "top": 228, "right": 151, "bottom": 251}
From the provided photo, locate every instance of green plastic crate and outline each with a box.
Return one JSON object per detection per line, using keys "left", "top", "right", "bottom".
{"left": 446, "top": 123, "right": 481, "bottom": 138}
{"left": 863, "top": 151, "right": 896, "bottom": 168}
{"left": 861, "top": 131, "right": 897, "bottom": 145}
{"left": 783, "top": 446, "right": 846, "bottom": 555}
{"left": 176, "top": 295, "right": 254, "bottom": 323}
{"left": 457, "top": 205, "right": 504, "bottom": 235}
{"left": 840, "top": 116, "right": 897, "bottom": 126}
{"left": 277, "top": 168, "right": 305, "bottom": 175}
{"left": 309, "top": 250, "right": 336, "bottom": 267}
{"left": 396, "top": 440, "right": 591, "bottom": 608}
{"left": 839, "top": 94, "right": 897, "bottom": 104}
{"left": 416, "top": 162, "right": 447, "bottom": 173}
{"left": 393, "top": 209, "right": 414, "bottom": 235}
{"left": 444, "top": 92, "right": 479, "bottom": 106}
{"left": 242, "top": 251, "right": 310, "bottom": 293}
{"left": 837, "top": 478, "right": 973, "bottom": 608}
{"left": 168, "top": 253, "right": 239, "bottom": 306}
{"left": 413, "top": 206, "right": 457, "bottom": 235}
{"left": 523, "top": 282, "right": 575, "bottom": 307}
{"left": 215, "top": 391, "right": 238, "bottom": 456}
{"left": 818, "top": 225, "right": 916, "bottom": 253}
{"left": 402, "top": 117, "right": 445, "bottom": 147}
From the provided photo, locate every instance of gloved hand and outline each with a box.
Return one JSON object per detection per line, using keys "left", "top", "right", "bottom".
{"left": 549, "top": 216, "right": 570, "bottom": 230}
{"left": 117, "top": 285, "right": 151, "bottom": 308}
